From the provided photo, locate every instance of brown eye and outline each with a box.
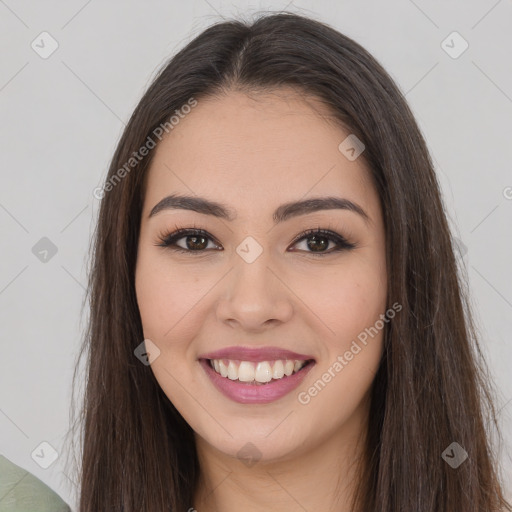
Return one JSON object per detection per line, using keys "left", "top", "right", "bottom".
{"left": 289, "top": 229, "right": 356, "bottom": 255}
{"left": 156, "top": 228, "right": 221, "bottom": 253}
{"left": 155, "top": 227, "right": 355, "bottom": 256}
{"left": 181, "top": 234, "right": 208, "bottom": 251}
{"left": 295, "top": 233, "right": 332, "bottom": 252}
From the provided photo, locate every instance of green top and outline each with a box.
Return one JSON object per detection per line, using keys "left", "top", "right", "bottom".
{"left": 0, "top": 455, "right": 71, "bottom": 512}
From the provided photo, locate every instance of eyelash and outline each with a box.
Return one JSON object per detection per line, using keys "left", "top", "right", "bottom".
{"left": 154, "top": 223, "right": 356, "bottom": 257}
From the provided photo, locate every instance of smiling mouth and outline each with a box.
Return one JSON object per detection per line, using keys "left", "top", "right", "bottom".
{"left": 205, "top": 358, "right": 315, "bottom": 385}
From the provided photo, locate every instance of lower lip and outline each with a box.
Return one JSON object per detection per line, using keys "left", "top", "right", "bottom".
{"left": 199, "top": 359, "right": 315, "bottom": 404}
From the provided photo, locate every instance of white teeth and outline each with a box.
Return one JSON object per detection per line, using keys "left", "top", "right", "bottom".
{"left": 209, "top": 358, "right": 309, "bottom": 383}
{"left": 284, "top": 360, "right": 295, "bottom": 376}
{"left": 227, "top": 361, "right": 238, "bottom": 380}
{"left": 238, "top": 361, "right": 255, "bottom": 382}
{"left": 255, "top": 362, "right": 273, "bottom": 383}
{"left": 272, "top": 360, "right": 285, "bottom": 379}
{"left": 219, "top": 360, "right": 228, "bottom": 378}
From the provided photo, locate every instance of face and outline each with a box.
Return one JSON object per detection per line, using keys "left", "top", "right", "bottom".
{"left": 135, "top": 88, "right": 387, "bottom": 464}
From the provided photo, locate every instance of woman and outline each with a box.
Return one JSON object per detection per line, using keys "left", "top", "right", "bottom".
{"left": 68, "top": 12, "right": 512, "bottom": 512}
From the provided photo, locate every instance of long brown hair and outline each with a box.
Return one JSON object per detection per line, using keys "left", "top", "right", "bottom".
{"left": 66, "top": 12, "right": 511, "bottom": 511}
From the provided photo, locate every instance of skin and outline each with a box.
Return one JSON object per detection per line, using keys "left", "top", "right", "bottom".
{"left": 135, "top": 88, "right": 387, "bottom": 512}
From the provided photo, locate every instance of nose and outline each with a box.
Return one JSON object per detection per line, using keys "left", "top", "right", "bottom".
{"left": 215, "top": 249, "right": 293, "bottom": 332}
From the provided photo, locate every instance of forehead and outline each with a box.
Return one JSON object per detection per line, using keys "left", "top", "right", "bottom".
{"left": 142, "top": 88, "right": 377, "bottom": 221}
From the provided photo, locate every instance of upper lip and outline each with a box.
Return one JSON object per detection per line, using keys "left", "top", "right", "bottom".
{"left": 199, "top": 346, "right": 315, "bottom": 362}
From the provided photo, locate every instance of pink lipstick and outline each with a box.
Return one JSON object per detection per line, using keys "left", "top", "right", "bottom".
{"left": 198, "top": 346, "right": 315, "bottom": 404}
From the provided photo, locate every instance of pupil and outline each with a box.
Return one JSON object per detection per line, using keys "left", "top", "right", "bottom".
{"left": 307, "top": 235, "right": 328, "bottom": 252}
{"left": 187, "top": 236, "right": 207, "bottom": 250}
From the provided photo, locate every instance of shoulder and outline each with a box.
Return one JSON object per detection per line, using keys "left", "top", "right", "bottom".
{"left": 0, "top": 454, "right": 71, "bottom": 511}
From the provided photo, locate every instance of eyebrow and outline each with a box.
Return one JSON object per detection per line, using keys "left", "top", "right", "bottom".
{"left": 148, "top": 193, "right": 370, "bottom": 225}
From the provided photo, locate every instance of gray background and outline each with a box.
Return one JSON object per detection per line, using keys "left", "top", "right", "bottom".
{"left": 1, "top": 1, "right": 511, "bottom": 510}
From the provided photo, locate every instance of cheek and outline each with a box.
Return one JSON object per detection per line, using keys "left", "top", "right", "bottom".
{"left": 289, "top": 257, "right": 387, "bottom": 342}
{"left": 295, "top": 278, "right": 386, "bottom": 433}
{"left": 135, "top": 252, "right": 210, "bottom": 341}
{"left": 135, "top": 255, "right": 205, "bottom": 406}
